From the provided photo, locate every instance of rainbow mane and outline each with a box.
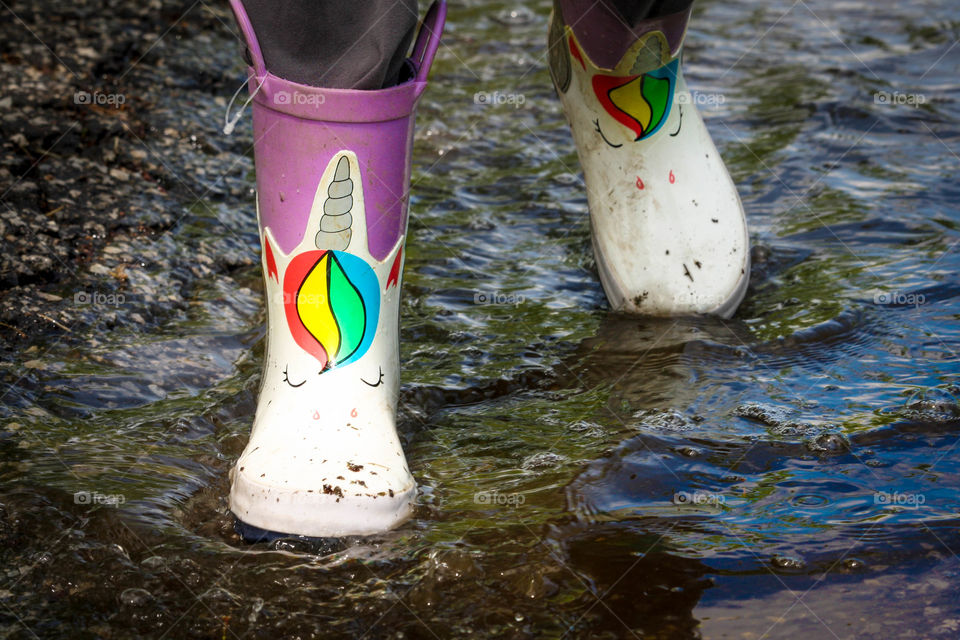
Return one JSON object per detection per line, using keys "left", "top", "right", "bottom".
{"left": 283, "top": 249, "right": 380, "bottom": 370}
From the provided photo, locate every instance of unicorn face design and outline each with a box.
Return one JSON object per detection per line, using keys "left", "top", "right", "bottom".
{"left": 550, "top": 18, "right": 686, "bottom": 147}
{"left": 258, "top": 152, "right": 404, "bottom": 403}
{"left": 588, "top": 58, "right": 679, "bottom": 148}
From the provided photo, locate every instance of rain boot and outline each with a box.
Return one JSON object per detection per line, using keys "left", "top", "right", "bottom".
{"left": 227, "top": 0, "right": 446, "bottom": 538}
{"left": 548, "top": 1, "right": 749, "bottom": 317}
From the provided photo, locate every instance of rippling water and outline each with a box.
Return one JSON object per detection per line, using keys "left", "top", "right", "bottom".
{"left": 2, "top": 0, "right": 959, "bottom": 637}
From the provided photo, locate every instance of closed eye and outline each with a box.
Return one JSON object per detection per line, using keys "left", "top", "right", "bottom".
{"left": 361, "top": 367, "right": 384, "bottom": 387}
{"left": 594, "top": 118, "right": 622, "bottom": 148}
{"left": 283, "top": 365, "right": 306, "bottom": 388}
{"left": 669, "top": 103, "right": 683, "bottom": 137}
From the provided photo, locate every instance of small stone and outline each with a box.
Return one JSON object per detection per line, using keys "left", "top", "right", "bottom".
{"left": 842, "top": 557, "right": 866, "bottom": 571}
{"left": 771, "top": 554, "right": 805, "bottom": 572}
{"left": 119, "top": 587, "right": 153, "bottom": 607}
{"left": 521, "top": 452, "right": 565, "bottom": 470}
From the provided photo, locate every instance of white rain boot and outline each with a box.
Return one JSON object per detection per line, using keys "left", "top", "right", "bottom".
{"left": 231, "top": 153, "right": 415, "bottom": 538}
{"left": 227, "top": 1, "right": 446, "bottom": 538}
{"left": 548, "top": 1, "right": 749, "bottom": 317}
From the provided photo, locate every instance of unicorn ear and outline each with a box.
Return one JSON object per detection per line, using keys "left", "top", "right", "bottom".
{"left": 310, "top": 151, "right": 368, "bottom": 256}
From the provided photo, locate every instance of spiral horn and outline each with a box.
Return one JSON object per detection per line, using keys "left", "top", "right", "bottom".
{"left": 315, "top": 155, "right": 354, "bottom": 251}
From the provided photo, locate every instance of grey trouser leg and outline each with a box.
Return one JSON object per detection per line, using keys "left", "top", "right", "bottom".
{"left": 609, "top": 0, "right": 694, "bottom": 24}
{"left": 240, "top": 0, "right": 419, "bottom": 89}
{"left": 236, "top": 0, "right": 694, "bottom": 90}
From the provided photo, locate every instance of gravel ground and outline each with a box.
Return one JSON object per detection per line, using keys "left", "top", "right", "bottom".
{"left": 0, "top": 0, "right": 258, "bottom": 352}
